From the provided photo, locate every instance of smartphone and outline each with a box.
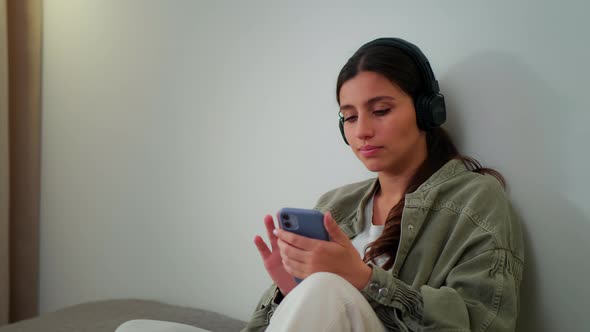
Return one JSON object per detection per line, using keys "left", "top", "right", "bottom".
{"left": 277, "top": 208, "right": 329, "bottom": 283}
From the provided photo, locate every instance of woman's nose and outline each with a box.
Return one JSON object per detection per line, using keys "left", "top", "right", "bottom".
{"left": 355, "top": 115, "right": 374, "bottom": 140}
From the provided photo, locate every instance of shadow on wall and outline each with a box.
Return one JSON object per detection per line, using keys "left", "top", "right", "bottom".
{"left": 441, "top": 52, "right": 590, "bottom": 332}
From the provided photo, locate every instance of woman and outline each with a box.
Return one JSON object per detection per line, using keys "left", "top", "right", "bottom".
{"left": 245, "top": 38, "right": 524, "bottom": 331}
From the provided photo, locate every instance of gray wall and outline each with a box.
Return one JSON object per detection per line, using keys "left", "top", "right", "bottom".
{"left": 41, "top": 1, "right": 589, "bottom": 330}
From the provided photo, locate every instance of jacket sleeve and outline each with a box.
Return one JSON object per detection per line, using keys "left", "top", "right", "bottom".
{"left": 362, "top": 248, "right": 523, "bottom": 332}
{"left": 241, "top": 284, "right": 281, "bottom": 332}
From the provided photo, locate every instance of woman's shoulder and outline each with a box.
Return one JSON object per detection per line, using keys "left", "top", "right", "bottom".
{"left": 424, "top": 169, "right": 523, "bottom": 255}
{"left": 408, "top": 160, "right": 507, "bottom": 216}
{"left": 313, "top": 178, "right": 376, "bottom": 214}
{"left": 321, "top": 178, "right": 376, "bottom": 198}
{"left": 435, "top": 169, "right": 509, "bottom": 214}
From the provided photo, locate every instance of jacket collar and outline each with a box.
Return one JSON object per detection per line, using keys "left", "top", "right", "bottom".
{"left": 412, "top": 158, "right": 468, "bottom": 194}
{"left": 335, "top": 158, "right": 468, "bottom": 237}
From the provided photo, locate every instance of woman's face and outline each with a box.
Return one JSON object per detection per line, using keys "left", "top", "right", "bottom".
{"left": 338, "top": 71, "right": 426, "bottom": 174}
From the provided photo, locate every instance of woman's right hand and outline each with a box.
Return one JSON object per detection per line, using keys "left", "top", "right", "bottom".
{"left": 254, "top": 214, "right": 298, "bottom": 296}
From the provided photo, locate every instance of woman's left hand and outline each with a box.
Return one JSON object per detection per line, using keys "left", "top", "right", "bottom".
{"left": 274, "top": 212, "right": 372, "bottom": 290}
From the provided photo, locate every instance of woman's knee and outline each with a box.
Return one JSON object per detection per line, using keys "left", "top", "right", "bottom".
{"left": 115, "top": 320, "right": 144, "bottom": 332}
{"left": 296, "top": 272, "right": 357, "bottom": 296}
{"left": 115, "top": 319, "right": 209, "bottom": 332}
{"left": 303, "top": 272, "right": 348, "bottom": 285}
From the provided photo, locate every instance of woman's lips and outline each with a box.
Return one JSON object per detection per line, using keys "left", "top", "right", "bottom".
{"left": 359, "top": 145, "right": 382, "bottom": 157}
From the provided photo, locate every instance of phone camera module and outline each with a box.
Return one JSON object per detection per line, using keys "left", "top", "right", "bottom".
{"left": 280, "top": 212, "right": 299, "bottom": 230}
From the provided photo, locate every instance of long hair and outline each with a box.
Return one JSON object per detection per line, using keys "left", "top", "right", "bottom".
{"left": 336, "top": 41, "right": 505, "bottom": 270}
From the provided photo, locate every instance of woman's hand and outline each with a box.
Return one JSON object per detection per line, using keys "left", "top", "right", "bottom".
{"left": 254, "top": 215, "right": 298, "bottom": 296}
{"left": 274, "top": 212, "right": 372, "bottom": 290}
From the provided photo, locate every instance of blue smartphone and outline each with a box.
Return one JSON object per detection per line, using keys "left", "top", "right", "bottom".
{"left": 277, "top": 208, "right": 329, "bottom": 283}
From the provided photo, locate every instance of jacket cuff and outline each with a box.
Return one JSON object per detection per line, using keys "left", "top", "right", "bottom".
{"left": 361, "top": 263, "right": 398, "bottom": 305}
{"left": 243, "top": 285, "right": 280, "bottom": 331}
{"left": 361, "top": 264, "right": 424, "bottom": 324}
{"left": 261, "top": 285, "right": 281, "bottom": 311}
{"left": 272, "top": 287, "right": 284, "bottom": 305}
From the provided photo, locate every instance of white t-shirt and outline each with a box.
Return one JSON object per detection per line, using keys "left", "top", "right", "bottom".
{"left": 350, "top": 194, "right": 389, "bottom": 268}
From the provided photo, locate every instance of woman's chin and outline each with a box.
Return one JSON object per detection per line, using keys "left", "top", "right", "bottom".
{"left": 361, "top": 159, "right": 403, "bottom": 174}
{"left": 361, "top": 161, "right": 386, "bottom": 173}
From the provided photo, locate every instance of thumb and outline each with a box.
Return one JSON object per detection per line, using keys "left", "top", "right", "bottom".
{"left": 324, "top": 212, "right": 349, "bottom": 245}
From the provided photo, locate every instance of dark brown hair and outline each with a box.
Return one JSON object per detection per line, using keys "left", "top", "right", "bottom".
{"left": 336, "top": 42, "right": 505, "bottom": 270}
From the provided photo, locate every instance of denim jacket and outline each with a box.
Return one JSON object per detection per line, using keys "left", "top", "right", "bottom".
{"left": 244, "top": 159, "right": 524, "bottom": 331}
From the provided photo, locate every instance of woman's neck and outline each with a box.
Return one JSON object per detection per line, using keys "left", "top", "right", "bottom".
{"left": 372, "top": 161, "right": 423, "bottom": 226}
{"left": 376, "top": 150, "right": 427, "bottom": 205}
{"left": 375, "top": 171, "right": 413, "bottom": 206}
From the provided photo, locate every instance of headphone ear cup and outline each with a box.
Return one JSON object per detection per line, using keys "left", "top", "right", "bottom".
{"left": 415, "top": 93, "right": 447, "bottom": 131}
{"left": 339, "top": 118, "right": 349, "bottom": 145}
{"left": 428, "top": 93, "right": 447, "bottom": 128}
{"left": 415, "top": 94, "right": 430, "bottom": 131}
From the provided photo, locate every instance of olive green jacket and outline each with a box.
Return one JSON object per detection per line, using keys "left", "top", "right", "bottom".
{"left": 244, "top": 159, "right": 524, "bottom": 331}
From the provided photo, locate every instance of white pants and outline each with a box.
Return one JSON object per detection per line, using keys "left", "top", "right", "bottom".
{"left": 267, "top": 272, "right": 386, "bottom": 332}
{"left": 115, "top": 272, "right": 385, "bottom": 332}
{"left": 115, "top": 320, "right": 209, "bottom": 332}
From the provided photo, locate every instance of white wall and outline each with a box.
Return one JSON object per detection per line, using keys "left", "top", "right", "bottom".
{"left": 41, "top": 0, "right": 589, "bottom": 330}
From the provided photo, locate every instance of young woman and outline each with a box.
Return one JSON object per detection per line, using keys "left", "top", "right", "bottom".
{"left": 245, "top": 38, "right": 524, "bottom": 331}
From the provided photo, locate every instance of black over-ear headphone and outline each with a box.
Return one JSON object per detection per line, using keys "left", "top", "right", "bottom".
{"left": 338, "top": 37, "right": 446, "bottom": 145}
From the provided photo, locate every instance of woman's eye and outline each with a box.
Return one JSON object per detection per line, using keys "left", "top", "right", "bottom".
{"left": 373, "top": 109, "right": 391, "bottom": 116}
{"left": 343, "top": 115, "right": 358, "bottom": 122}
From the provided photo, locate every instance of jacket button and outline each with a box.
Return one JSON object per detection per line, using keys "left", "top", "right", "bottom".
{"left": 408, "top": 224, "right": 414, "bottom": 231}
{"left": 369, "top": 282, "right": 379, "bottom": 292}
{"left": 378, "top": 288, "right": 389, "bottom": 297}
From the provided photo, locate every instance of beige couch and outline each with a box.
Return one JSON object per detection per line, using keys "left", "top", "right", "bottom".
{"left": 0, "top": 300, "right": 246, "bottom": 332}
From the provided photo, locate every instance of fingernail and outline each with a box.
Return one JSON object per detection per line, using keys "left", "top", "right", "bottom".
{"left": 273, "top": 229, "right": 278, "bottom": 236}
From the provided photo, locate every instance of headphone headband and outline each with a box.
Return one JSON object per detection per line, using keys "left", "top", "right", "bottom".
{"left": 359, "top": 38, "right": 440, "bottom": 93}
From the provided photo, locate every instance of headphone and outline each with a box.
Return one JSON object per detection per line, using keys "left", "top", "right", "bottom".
{"left": 338, "top": 37, "right": 446, "bottom": 145}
